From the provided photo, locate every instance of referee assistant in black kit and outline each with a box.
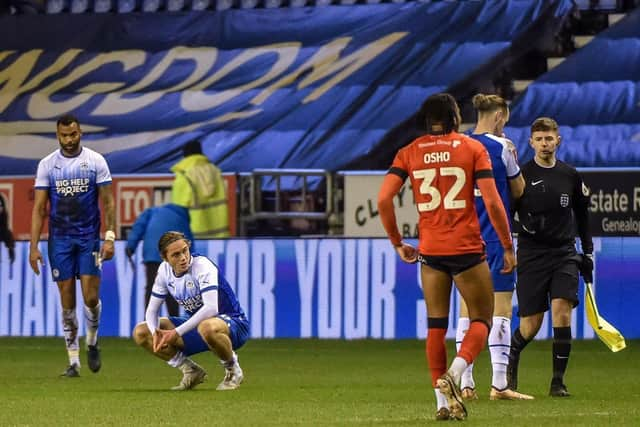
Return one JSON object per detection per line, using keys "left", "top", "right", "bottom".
{"left": 506, "top": 117, "right": 593, "bottom": 397}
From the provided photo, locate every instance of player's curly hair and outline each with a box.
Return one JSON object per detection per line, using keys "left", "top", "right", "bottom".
{"left": 421, "top": 93, "right": 460, "bottom": 134}
{"left": 158, "top": 231, "right": 191, "bottom": 257}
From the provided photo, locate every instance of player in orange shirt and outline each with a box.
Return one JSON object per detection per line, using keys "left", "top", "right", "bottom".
{"left": 378, "top": 93, "right": 515, "bottom": 421}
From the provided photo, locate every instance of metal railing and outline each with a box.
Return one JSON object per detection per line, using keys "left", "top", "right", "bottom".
{"left": 238, "top": 169, "right": 341, "bottom": 236}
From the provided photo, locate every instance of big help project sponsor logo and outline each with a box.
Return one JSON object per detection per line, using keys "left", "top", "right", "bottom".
{"left": 55, "top": 178, "right": 90, "bottom": 196}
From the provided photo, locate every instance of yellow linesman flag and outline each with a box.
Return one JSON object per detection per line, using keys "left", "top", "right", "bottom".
{"left": 585, "top": 282, "right": 626, "bottom": 352}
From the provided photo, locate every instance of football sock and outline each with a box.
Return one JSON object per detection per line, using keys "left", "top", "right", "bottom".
{"left": 552, "top": 326, "right": 572, "bottom": 384}
{"left": 434, "top": 388, "right": 448, "bottom": 410}
{"left": 62, "top": 308, "right": 80, "bottom": 367}
{"left": 222, "top": 351, "right": 239, "bottom": 369}
{"left": 167, "top": 351, "right": 187, "bottom": 369}
{"left": 456, "top": 317, "right": 475, "bottom": 390}
{"left": 449, "top": 357, "right": 468, "bottom": 386}
{"left": 426, "top": 317, "right": 448, "bottom": 387}
{"left": 84, "top": 300, "right": 101, "bottom": 347}
{"left": 510, "top": 328, "right": 531, "bottom": 360}
{"left": 457, "top": 320, "right": 490, "bottom": 365}
{"left": 489, "top": 316, "right": 511, "bottom": 390}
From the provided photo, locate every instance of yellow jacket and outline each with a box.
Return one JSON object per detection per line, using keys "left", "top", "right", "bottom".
{"left": 171, "top": 154, "right": 229, "bottom": 238}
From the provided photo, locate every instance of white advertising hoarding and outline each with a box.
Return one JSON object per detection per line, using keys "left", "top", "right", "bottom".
{"left": 342, "top": 172, "right": 418, "bottom": 238}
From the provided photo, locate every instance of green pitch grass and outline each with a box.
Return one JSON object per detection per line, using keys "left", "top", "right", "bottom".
{"left": 0, "top": 338, "right": 637, "bottom": 426}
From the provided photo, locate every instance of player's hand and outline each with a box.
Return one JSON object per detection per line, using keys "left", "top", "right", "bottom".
{"left": 395, "top": 242, "right": 418, "bottom": 264}
{"left": 153, "top": 329, "right": 177, "bottom": 352}
{"left": 8, "top": 246, "right": 15, "bottom": 265}
{"left": 501, "top": 248, "right": 516, "bottom": 273}
{"left": 100, "top": 240, "right": 115, "bottom": 261}
{"left": 125, "top": 247, "right": 135, "bottom": 269}
{"left": 579, "top": 253, "right": 594, "bottom": 283}
{"left": 29, "top": 246, "right": 44, "bottom": 275}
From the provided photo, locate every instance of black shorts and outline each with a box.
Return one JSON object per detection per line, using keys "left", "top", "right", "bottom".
{"left": 516, "top": 244, "right": 581, "bottom": 317}
{"left": 418, "top": 253, "right": 486, "bottom": 276}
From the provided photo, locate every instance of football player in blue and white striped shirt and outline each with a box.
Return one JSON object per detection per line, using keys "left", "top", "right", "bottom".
{"left": 133, "top": 231, "right": 249, "bottom": 391}
{"left": 29, "top": 114, "right": 115, "bottom": 377}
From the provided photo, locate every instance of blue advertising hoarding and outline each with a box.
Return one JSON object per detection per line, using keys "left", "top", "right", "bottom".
{"left": 0, "top": 237, "right": 636, "bottom": 340}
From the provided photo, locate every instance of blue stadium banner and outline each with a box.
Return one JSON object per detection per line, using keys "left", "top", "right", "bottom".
{"left": 0, "top": 1, "right": 574, "bottom": 175}
{"left": 1, "top": 237, "right": 637, "bottom": 340}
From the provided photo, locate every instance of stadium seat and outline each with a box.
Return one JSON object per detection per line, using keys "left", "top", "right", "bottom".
{"left": 166, "top": 0, "right": 184, "bottom": 10}
{"left": 117, "top": 0, "right": 137, "bottom": 12}
{"left": 215, "top": 0, "right": 233, "bottom": 9}
{"left": 239, "top": 0, "right": 258, "bottom": 8}
{"left": 93, "top": 0, "right": 111, "bottom": 11}
{"left": 70, "top": 0, "right": 89, "bottom": 13}
{"left": 45, "top": 0, "right": 66, "bottom": 13}
{"left": 141, "top": 0, "right": 160, "bottom": 11}
{"left": 191, "top": 0, "right": 209, "bottom": 9}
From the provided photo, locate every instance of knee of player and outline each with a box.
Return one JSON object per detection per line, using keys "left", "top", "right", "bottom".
{"left": 132, "top": 322, "right": 151, "bottom": 344}
{"left": 197, "top": 318, "right": 223, "bottom": 338}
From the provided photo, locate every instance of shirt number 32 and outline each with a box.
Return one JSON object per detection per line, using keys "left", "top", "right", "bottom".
{"left": 412, "top": 167, "right": 466, "bottom": 212}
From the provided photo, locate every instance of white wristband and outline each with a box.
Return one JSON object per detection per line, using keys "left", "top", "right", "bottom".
{"left": 104, "top": 230, "right": 116, "bottom": 242}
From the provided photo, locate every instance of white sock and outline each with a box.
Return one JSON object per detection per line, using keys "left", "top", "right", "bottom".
{"left": 167, "top": 351, "right": 187, "bottom": 369}
{"left": 489, "top": 316, "right": 511, "bottom": 390}
{"left": 222, "top": 351, "right": 238, "bottom": 369}
{"left": 448, "top": 357, "right": 468, "bottom": 386}
{"left": 434, "top": 388, "right": 448, "bottom": 410}
{"left": 62, "top": 308, "right": 80, "bottom": 367}
{"left": 84, "top": 300, "right": 101, "bottom": 347}
{"left": 456, "top": 317, "right": 474, "bottom": 389}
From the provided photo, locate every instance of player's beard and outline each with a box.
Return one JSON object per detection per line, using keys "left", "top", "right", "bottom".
{"left": 60, "top": 140, "right": 81, "bottom": 157}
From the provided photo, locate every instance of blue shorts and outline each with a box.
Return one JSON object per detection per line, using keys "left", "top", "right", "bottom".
{"left": 170, "top": 314, "right": 250, "bottom": 356}
{"left": 486, "top": 241, "right": 515, "bottom": 292}
{"left": 48, "top": 236, "right": 101, "bottom": 281}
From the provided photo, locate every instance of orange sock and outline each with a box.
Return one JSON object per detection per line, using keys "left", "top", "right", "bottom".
{"left": 426, "top": 327, "right": 447, "bottom": 387}
{"left": 457, "top": 320, "right": 490, "bottom": 364}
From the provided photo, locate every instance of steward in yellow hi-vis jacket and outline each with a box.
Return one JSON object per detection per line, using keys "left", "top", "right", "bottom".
{"left": 171, "top": 140, "right": 229, "bottom": 238}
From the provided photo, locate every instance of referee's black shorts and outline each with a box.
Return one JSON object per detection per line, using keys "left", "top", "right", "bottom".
{"left": 515, "top": 244, "right": 581, "bottom": 317}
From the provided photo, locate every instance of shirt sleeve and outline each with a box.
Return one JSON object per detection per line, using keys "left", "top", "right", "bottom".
{"left": 573, "top": 171, "right": 593, "bottom": 254}
{"left": 34, "top": 160, "right": 49, "bottom": 189}
{"left": 500, "top": 140, "right": 521, "bottom": 179}
{"left": 125, "top": 208, "right": 152, "bottom": 252}
{"left": 145, "top": 295, "right": 163, "bottom": 335}
{"left": 174, "top": 261, "right": 220, "bottom": 336}
{"left": 95, "top": 154, "right": 112, "bottom": 185}
{"left": 377, "top": 150, "right": 408, "bottom": 247}
{"left": 150, "top": 265, "right": 169, "bottom": 299}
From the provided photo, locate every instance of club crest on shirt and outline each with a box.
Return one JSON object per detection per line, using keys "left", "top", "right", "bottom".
{"left": 582, "top": 182, "right": 590, "bottom": 196}
{"left": 186, "top": 280, "right": 195, "bottom": 289}
{"left": 560, "top": 194, "right": 569, "bottom": 207}
{"left": 80, "top": 161, "right": 89, "bottom": 170}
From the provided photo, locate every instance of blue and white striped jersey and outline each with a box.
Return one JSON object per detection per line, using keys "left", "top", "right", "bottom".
{"left": 34, "top": 147, "right": 111, "bottom": 238}
{"left": 471, "top": 133, "right": 520, "bottom": 243}
{"left": 152, "top": 254, "right": 245, "bottom": 318}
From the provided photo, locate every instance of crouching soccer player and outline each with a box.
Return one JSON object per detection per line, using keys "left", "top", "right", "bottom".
{"left": 133, "top": 231, "right": 249, "bottom": 391}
